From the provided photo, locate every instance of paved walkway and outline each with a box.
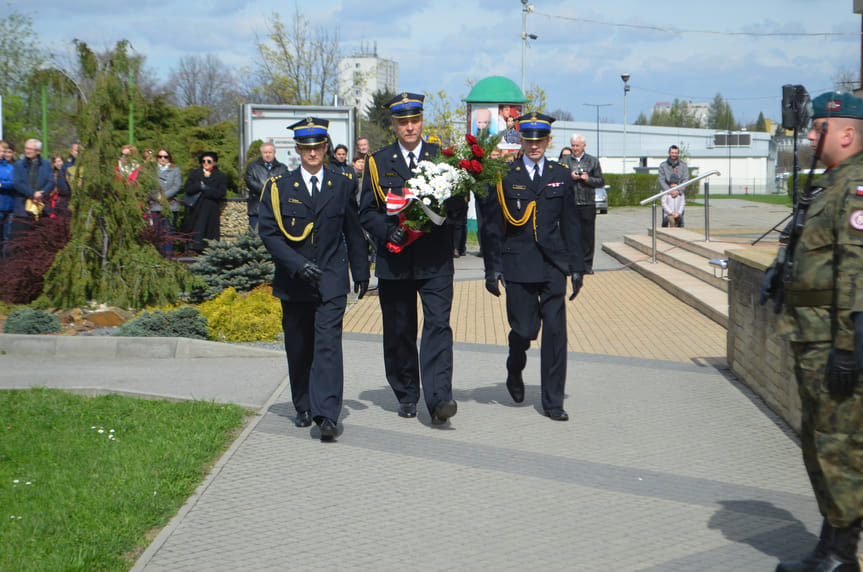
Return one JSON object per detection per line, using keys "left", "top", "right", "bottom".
{"left": 0, "top": 201, "right": 827, "bottom": 570}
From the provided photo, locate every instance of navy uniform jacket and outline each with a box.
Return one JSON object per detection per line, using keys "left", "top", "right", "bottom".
{"left": 359, "top": 141, "right": 454, "bottom": 280}
{"left": 481, "top": 157, "right": 584, "bottom": 282}
{"left": 258, "top": 166, "right": 369, "bottom": 302}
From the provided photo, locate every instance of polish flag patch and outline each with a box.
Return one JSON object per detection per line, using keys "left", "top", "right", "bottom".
{"left": 850, "top": 210, "right": 863, "bottom": 230}
{"left": 857, "top": 185, "right": 863, "bottom": 196}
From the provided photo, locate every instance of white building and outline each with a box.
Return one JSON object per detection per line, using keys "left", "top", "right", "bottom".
{"left": 550, "top": 121, "right": 778, "bottom": 195}
{"left": 337, "top": 43, "right": 398, "bottom": 119}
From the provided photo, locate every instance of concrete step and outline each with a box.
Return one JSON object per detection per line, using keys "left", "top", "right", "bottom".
{"left": 602, "top": 241, "right": 729, "bottom": 328}
{"left": 650, "top": 227, "right": 744, "bottom": 260}
{"left": 624, "top": 234, "right": 729, "bottom": 292}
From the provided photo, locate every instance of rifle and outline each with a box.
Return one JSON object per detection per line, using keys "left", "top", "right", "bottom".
{"left": 770, "top": 122, "right": 827, "bottom": 312}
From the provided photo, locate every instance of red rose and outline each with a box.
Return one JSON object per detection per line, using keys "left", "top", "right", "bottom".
{"left": 458, "top": 159, "right": 471, "bottom": 170}
{"left": 465, "top": 134, "right": 477, "bottom": 144}
{"left": 470, "top": 160, "right": 483, "bottom": 173}
{"left": 471, "top": 144, "right": 485, "bottom": 158}
{"left": 441, "top": 146, "right": 455, "bottom": 157}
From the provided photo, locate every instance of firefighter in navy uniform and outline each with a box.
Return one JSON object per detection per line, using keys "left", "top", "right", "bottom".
{"left": 358, "top": 92, "right": 459, "bottom": 426}
{"left": 481, "top": 112, "right": 584, "bottom": 421}
{"left": 258, "top": 117, "right": 370, "bottom": 442}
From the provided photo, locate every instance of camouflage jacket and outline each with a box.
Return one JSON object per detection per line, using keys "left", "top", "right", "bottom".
{"left": 785, "top": 150, "right": 863, "bottom": 347}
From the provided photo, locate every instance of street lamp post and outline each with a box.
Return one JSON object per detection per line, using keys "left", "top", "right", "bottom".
{"left": 521, "top": 0, "right": 536, "bottom": 93}
{"left": 621, "top": 73, "right": 630, "bottom": 186}
{"left": 583, "top": 103, "right": 612, "bottom": 156}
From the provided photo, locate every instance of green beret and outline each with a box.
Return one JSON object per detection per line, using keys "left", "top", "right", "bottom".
{"left": 811, "top": 91, "right": 863, "bottom": 120}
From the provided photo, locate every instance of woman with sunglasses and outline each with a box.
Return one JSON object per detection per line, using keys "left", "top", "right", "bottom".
{"left": 153, "top": 148, "right": 182, "bottom": 229}
{"left": 181, "top": 151, "right": 226, "bottom": 255}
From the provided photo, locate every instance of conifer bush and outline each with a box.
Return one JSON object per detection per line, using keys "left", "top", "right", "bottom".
{"left": 3, "top": 308, "right": 62, "bottom": 335}
{"left": 197, "top": 285, "right": 282, "bottom": 342}
{"left": 188, "top": 230, "right": 275, "bottom": 302}
{"left": 112, "top": 306, "right": 208, "bottom": 339}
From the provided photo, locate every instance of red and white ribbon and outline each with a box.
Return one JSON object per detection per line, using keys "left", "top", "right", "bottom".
{"left": 385, "top": 189, "right": 446, "bottom": 226}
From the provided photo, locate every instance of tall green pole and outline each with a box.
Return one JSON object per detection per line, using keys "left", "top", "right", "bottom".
{"left": 41, "top": 83, "right": 48, "bottom": 155}
{"left": 128, "top": 69, "right": 134, "bottom": 144}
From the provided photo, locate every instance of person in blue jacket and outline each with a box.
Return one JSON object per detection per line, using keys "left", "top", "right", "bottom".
{"left": 8, "top": 139, "right": 53, "bottom": 257}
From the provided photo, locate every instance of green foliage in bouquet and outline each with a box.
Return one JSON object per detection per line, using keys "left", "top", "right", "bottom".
{"left": 197, "top": 285, "right": 282, "bottom": 342}
{"left": 2, "top": 308, "right": 62, "bottom": 335}
{"left": 187, "top": 230, "right": 275, "bottom": 302}
{"left": 438, "top": 132, "right": 508, "bottom": 201}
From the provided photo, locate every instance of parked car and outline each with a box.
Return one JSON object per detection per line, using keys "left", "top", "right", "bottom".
{"left": 596, "top": 185, "right": 609, "bottom": 214}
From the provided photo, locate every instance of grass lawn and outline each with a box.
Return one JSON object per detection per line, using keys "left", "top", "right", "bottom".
{"left": 689, "top": 193, "right": 793, "bottom": 207}
{"left": 0, "top": 388, "right": 248, "bottom": 571}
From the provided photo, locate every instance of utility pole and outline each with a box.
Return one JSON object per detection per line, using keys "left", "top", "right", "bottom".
{"left": 583, "top": 103, "right": 612, "bottom": 156}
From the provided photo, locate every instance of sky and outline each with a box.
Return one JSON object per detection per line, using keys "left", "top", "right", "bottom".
{"left": 9, "top": 0, "right": 862, "bottom": 127}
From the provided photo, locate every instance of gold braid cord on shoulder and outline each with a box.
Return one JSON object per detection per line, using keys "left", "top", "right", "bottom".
{"left": 269, "top": 178, "right": 313, "bottom": 242}
{"left": 496, "top": 177, "right": 537, "bottom": 240}
{"left": 367, "top": 154, "right": 386, "bottom": 207}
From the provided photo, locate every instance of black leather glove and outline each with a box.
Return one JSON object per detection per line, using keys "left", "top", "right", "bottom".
{"left": 297, "top": 261, "right": 322, "bottom": 284}
{"left": 354, "top": 280, "right": 368, "bottom": 299}
{"left": 855, "top": 312, "right": 863, "bottom": 373}
{"left": 485, "top": 272, "right": 505, "bottom": 297}
{"left": 569, "top": 272, "right": 583, "bottom": 301}
{"left": 388, "top": 226, "right": 407, "bottom": 246}
{"left": 826, "top": 347, "right": 859, "bottom": 397}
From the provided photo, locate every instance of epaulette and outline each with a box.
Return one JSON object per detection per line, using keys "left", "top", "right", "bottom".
{"left": 325, "top": 165, "right": 354, "bottom": 180}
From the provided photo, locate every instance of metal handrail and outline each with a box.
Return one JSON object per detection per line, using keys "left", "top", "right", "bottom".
{"left": 638, "top": 170, "right": 721, "bottom": 263}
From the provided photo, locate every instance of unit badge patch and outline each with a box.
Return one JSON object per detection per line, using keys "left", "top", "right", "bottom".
{"left": 850, "top": 210, "right": 863, "bottom": 230}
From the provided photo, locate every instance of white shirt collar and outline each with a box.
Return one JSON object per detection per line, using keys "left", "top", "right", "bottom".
{"left": 300, "top": 166, "right": 323, "bottom": 196}
{"left": 398, "top": 141, "right": 423, "bottom": 168}
{"left": 522, "top": 155, "right": 545, "bottom": 178}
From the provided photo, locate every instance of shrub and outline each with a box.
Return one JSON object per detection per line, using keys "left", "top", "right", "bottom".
{"left": 603, "top": 174, "right": 662, "bottom": 207}
{"left": 3, "top": 308, "right": 62, "bottom": 335}
{"left": 188, "top": 229, "right": 275, "bottom": 302}
{"left": 197, "top": 284, "right": 282, "bottom": 342}
{"left": 0, "top": 214, "right": 71, "bottom": 305}
{"left": 113, "top": 306, "right": 208, "bottom": 339}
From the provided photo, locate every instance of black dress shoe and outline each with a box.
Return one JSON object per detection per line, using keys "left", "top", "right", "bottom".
{"left": 506, "top": 371, "right": 525, "bottom": 403}
{"left": 431, "top": 400, "right": 458, "bottom": 425}
{"left": 294, "top": 410, "right": 312, "bottom": 427}
{"left": 398, "top": 403, "right": 417, "bottom": 418}
{"left": 318, "top": 418, "right": 337, "bottom": 441}
{"left": 544, "top": 408, "right": 569, "bottom": 421}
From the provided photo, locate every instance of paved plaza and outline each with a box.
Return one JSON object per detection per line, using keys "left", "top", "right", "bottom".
{"left": 0, "top": 199, "right": 830, "bottom": 570}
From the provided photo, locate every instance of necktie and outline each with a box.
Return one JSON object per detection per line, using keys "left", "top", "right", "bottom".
{"left": 265, "top": 163, "right": 272, "bottom": 171}
{"left": 310, "top": 175, "right": 319, "bottom": 206}
{"left": 408, "top": 152, "right": 416, "bottom": 170}
{"left": 532, "top": 164, "right": 539, "bottom": 181}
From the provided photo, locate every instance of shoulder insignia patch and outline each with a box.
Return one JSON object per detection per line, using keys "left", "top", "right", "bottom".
{"left": 856, "top": 185, "right": 863, "bottom": 196}
{"left": 850, "top": 210, "right": 863, "bottom": 230}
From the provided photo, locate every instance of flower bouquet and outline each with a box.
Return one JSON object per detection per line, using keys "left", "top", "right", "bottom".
{"left": 385, "top": 133, "right": 507, "bottom": 253}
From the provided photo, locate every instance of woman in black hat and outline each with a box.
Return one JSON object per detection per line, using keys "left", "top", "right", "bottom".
{"left": 181, "top": 151, "right": 227, "bottom": 254}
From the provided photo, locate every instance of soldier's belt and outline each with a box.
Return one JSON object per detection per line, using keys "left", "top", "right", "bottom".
{"left": 785, "top": 289, "right": 833, "bottom": 307}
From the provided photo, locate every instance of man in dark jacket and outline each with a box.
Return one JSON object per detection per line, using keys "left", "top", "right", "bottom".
{"left": 559, "top": 134, "right": 604, "bottom": 274}
{"left": 8, "top": 139, "right": 53, "bottom": 257}
{"left": 244, "top": 142, "right": 287, "bottom": 230}
{"left": 358, "top": 92, "right": 458, "bottom": 426}
{"left": 258, "top": 117, "right": 370, "bottom": 441}
{"left": 481, "top": 112, "right": 584, "bottom": 421}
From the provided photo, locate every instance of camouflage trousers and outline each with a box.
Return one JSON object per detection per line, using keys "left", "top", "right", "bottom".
{"left": 793, "top": 341, "right": 863, "bottom": 527}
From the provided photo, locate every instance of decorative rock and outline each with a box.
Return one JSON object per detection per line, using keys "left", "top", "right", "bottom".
{"left": 85, "top": 307, "right": 133, "bottom": 328}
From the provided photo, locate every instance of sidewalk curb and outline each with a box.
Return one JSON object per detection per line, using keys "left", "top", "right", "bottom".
{"left": 130, "top": 372, "right": 292, "bottom": 571}
{"left": 0, "top": 334, "right": 283, "bottom": 359}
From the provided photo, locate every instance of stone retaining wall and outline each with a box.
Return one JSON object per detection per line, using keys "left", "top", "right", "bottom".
{"left": 727, "top": 246, "right": 800, "bottom": 433}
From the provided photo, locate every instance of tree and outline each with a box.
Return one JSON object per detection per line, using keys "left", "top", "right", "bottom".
{"left": 832, "top": 65, "right": 858, "bottom": 93}
{"left": 167, "top": 54, "right": 240, "bottom": 124}
{"left": 36, "top": 41, "right": 201, "bottom": 310}
{"left": 634, "top": 112, "right": 649, "bottom": 126}
{"left": 359, "top": 89, "right": 397, "bottom": 150}
{"left": 754, "top": 112, "right": 768, "bottom": 133}
{"left": 250, "top": 9, "right": 340, "bottom": 105}
{"left": 423, "top": 90, "right": 466, "bottom": 147}
{"left": 649, "top": 99, "right": 701, "bottom": 128}
{"left": 524, "top": 83, "right": 547, "bottom": 113}
{"left": 549, "top": 108, "right": 573, "bottom": 121}
{"left": 707, "top": 92, "right": 740, "bottom": 130}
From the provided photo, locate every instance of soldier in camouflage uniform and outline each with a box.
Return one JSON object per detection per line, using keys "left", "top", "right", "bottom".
{"left": 762, "top": 91, "right": 863, "bottom": 572}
